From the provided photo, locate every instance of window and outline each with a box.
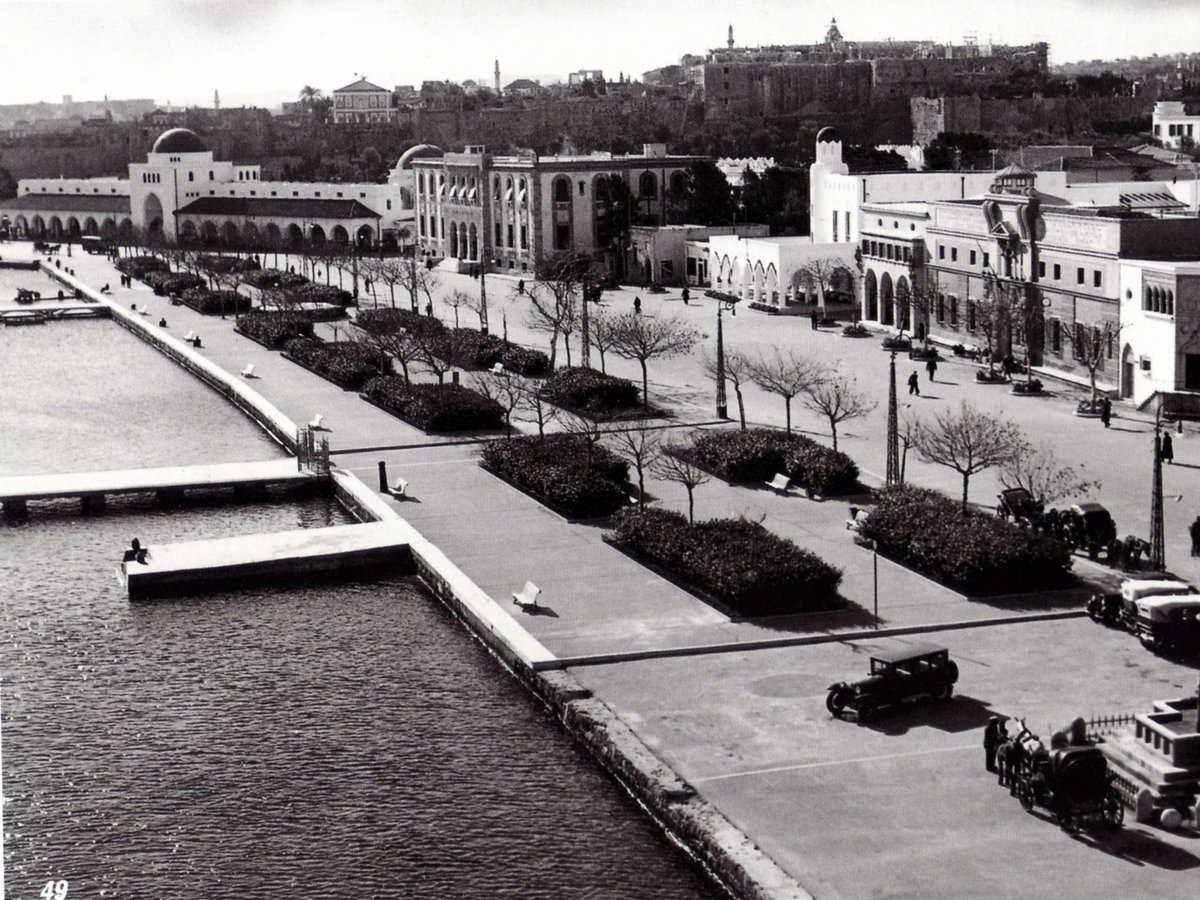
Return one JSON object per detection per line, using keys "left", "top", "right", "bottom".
{"left": 1077, "top": 267, "right": 1085, "bottom": 285}
{"left": 555, "top": 224, "right": 570, "bottom": 250}
{"left": 386, "top": 200, "right": 392, "bottom": 210}
{"left": 1049, "top": 318, "right": 1061, "bottom": 353}
{"left": 209, "top": 171, "right": 214, "bottom": 181}
{"left": 982, "top": 252, "right": 989, "bottom": 269}
{"left": 936, "top": 294, "right": 945, "bottom": 323}
{"left": 1072, "top": 322, "right": 1085, "bottom": 360}
{"left": 938, "top": 245, "right": 945, "bottom": 260}
{"left": 1093, "top": 270, "right": 1102, "bottom": 288}
{"left": 966, "top": 299, "right": 976, "bottom": 331}
{"left": 336, "top": 191, "right": 343, "bottom": 198}
{"left": 579, "top": 181, "right": 585, "bottom": 197}
{"left": 1038, "top": 261, "right": 1045, "bottom": 278}
{"left": 949, "top": 296, "right": 958, "bottom": 327}
{"left": 507, "top": 224, "right": 514, "bottom": 247}
{"left": 845, "top": 211, "right": 850, "bottom": 239}
{"left": 188, "top": 172, "right": 194, "bottom": 182}
{"left": 1053, "top": 264, "right": 1061, "bottom": 280}
{"left": 951, "top": 248, "right": 958, "bottom": 262}
{"left": 832, "top": 211, "right": 839, "bottom": 243}
{"left": 970, "top": 250, "right": 977, "bottom": 265}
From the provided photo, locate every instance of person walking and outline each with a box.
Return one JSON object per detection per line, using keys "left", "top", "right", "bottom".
{"left": 633, "top": 295, "right": 642, "bottom": 315}
{"left": 983, "top": 717, "right": 1008, "bottom": 773}
{"left": 681, "top": 287, "right": 689, "bottom": 305}
{"left": 926, "top": 357, "right": 938, "bottom": 382}
{"left": 907, "top": 370, "right": 920, "bottom": 396}
{"left": 1100, "top": 396, "right": 1112, "bottom": 428}
{"left": 1162, "top": 431, "right": 1175, "bottom": 465}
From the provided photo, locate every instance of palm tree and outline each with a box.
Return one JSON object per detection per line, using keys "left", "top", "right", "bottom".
{"left": 298, "top": 85, "right": 323, "bottom": 107}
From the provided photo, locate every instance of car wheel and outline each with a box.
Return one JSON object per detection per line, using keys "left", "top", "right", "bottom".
{"left": 1058, "top": 809, "right": 1081, "bottom": 836}
{"left": 857, "top": 702, "right": 877, "bottom": 724}
{"left": 826, "top": 687, "right": 849, "bottom": 718}
{"left": 1016, "top": 779, "right": 1035, "bottom": 812}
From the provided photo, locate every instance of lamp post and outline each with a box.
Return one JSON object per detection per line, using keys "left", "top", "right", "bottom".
{"left": 715, "top": 296, "right": 737, "bottom": 419}
{"left": 886, "top": 350, "right": 900, "bottom": 486}
{"left": 869, "top": 538, "right": 879, "bottom": 627}
{"left": 1151, "top": 420, "right": 1166, "bottom": 571}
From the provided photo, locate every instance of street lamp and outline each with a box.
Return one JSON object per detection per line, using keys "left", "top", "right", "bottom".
{"left": 886, "top": 350, "right": 900, "bottom": 486}
{"left": 1151, "top": 419, "right": 1166, "bottom": 571}
{"left": 715, "top": 295, "right": 737, "bottom": 419}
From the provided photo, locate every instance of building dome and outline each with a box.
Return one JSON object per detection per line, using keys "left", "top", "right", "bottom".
{"left": 152, "top": 128, "right": 207, "bottom": 154}
{"left": 396, "top": 144, "right": 444, "bottom": 169}
{"left": 816, "top": 126, "right": 840, "bottom": 144}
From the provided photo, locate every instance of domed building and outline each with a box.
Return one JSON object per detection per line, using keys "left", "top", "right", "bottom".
{"left": 1, "top": 127, "right": 415, "bottom": 248}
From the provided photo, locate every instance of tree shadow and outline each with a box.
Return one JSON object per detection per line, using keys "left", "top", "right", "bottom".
{"left": 862, "top": 693, "right": 1002, "bottom": 735}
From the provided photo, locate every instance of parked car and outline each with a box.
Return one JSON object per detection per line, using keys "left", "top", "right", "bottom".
{"left": 1135, "top": 594, "right": 1200, "bottom": 656}
{"left": 996, "top": 487, "right": 1044, "bottom": 526}
{"left": 1061, "top": 503, "right": 1118, "bottom": 559}
{"left": 826, "top": 643, "right": 959, "bottom": 723}
{"left": 1088, "top": 578, "right": 1195, "bottom": 630}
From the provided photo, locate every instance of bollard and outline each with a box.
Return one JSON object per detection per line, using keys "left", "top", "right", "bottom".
{"left": 378, "top": 461, "right": 389, "bottom": 493}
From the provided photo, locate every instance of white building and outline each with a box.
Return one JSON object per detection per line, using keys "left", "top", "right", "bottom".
{"left": 708, "top": 233, "right": 859, "bottom": 313}
{"left": 332, "top": 78, "right": 396, "bottom": 125}
{"left": 1152, "top": 101, "right": 1200, "bottom": 150}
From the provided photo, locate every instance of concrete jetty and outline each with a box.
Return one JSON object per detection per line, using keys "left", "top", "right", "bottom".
{"left": 120, "top": 520, "right": 413, "bottom": 599}
{"left": 0, "top": 458, "right": 316, "bottom": 517}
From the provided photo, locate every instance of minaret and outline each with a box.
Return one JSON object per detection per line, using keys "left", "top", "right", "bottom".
{"left": 494, "top": 60, "right": 500, "bottom": 93}
{"left": 213, "top": 89, "right": 220, "bottom": 111}
{"left": 727, "top": 24, "right": 734, "bottom": 49}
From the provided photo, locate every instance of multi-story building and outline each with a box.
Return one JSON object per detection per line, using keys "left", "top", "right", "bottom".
{"left": 0, "top": 128, "right": 415, "bottom": 247}
{"left": 411, "top": 143, "right": 707, "bottom": 276}
{"left": 332, "top": 78, "right": 395, "bottom": 124}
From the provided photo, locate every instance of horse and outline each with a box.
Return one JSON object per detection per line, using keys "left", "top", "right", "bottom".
{"left": 996, "top": 719, "right": 1036, "bottom": 793}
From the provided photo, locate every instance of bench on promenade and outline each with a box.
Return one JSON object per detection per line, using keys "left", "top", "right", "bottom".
{"left": 241, "top": 363, "right": 257, "bottom": 379}
{"left": 765, "top": 472, "right": 792, "bottom": 494}
{"left": 512, "top": 581, "right": 541, "bottom": 610}
{"left": 390, "top": 477, "right": 410, "bottom": 498}
{"left": 491, "top": 362, "right": 505, "bottom": 374}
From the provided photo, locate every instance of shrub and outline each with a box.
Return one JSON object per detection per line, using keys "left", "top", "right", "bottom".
{"left": 859, "top": 485, "right": 1073, "bottom": 595}
{"left": 881, "top": 336, "right": 912, "bottom": 350}
{"left": 284, "top": 337, "right": 390, "bottom": 389}
{"left": 145, "top": 271, "right": 205, "bottom": 296}
{"left": 909, "top": 346, "right": 940, "bottom": 361}
{"left": 195, "top": 254, "right": 259, "bottom": 274}
{"left": 235, "top": 311, "right": 315, "bottom": 348}
{"left": 540, "top": 366, "right": 640, "bottom": 415}
{"left": 481, "top": 433, "right": 629, "bottom": 518}
{"left": 356, "top": 307, "right": 439, "bottom": 335}
{"left": 609, "top": 507, "right": 842, "bottom": 617}
{"left": 179, "top": 287, "right": 253, "bottom": 315}
{"left": 1012, "top": 378, "right": 1044, "bottom": 394}
{"left": 363, "top": 376, "right": 504, "bottom": 432}
{"left": 242, "top": 268, "right": 307, "bottom": 289}
{"left": 976, "top": 369, "right": 1007, "bottom": 383}
{"left": 674, "top": 427, "right": 859, "bottom": 496}
{"left": 115, "top": 255, "right": 169, "bottom": 278}
{"left": 842, "top": 323, "right": 870, "bottom": 337}
{"left": 277, "top": 282, "right": 354, "bottom": 307}
{"left": 783, "top": 442, "right": 860, "bottom": 496}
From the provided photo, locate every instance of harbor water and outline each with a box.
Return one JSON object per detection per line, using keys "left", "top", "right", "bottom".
{"left": 1, "top": 313, "right": 723, "bottom": 898}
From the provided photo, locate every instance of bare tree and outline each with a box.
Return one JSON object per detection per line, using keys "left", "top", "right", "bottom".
{"left": 411, "top": 326, "right": 452, "bottom": 384}
{"left": 798, "top": 256, "right": 853, "bottom": 318}
{"left": 898, "top": 410, "right": 918, "bottom": 485}
{"left": 609, "top": 422, "right": 663, "bottom": 507}
{"left": 653, "top": 444, "right": 711, "bottom": 525}
{"left": 588, "top": 308, "right": 621, "bottom": 374}
{"left": 910, "top": 402, "right": 1025, "bottom": 512}
{"left": 749, "top": 346, "right": 822, "bottom": 435}
{"left": 609, "top": 311, "right": 703, "bottom": 411}
{"left": 999, "top": 441, "right": 1102, "bottom": 505}
{"left": 445, "top": 289, "right": 472, "bottom": 329}
{"left": 461, "top": 289, "right": 487, "bottom": 331}
{"left": 526, "top": 251, "right": 592, "bottom": 369}
{"left": 353, "top": 315, "right": 429, "bottom": 383}
{"left": 699, "top": 345, "right": 752, "bottom": 431}
{"left": 801, "top": 374, "right": 876, "bottom": 451}
{"left": 515, "top": 377, "right": 560, "bottom": 437}
{"left": 391, "top": 254, "right": 438, "bottom": 313}
{"left": 470, "top": 370, "right": 524, "bottom": 437}
{"left": 1062, "top": 318, "right": 1122, "bottom": 405}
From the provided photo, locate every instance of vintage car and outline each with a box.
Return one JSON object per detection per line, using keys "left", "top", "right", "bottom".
{"left": 1134, "top": 594, "right": 1200, "bottom": 656}
{"left": 1061, "top": 503, "right": 1118, "bottom": 559}
{"left": 996, "top": 487, "right": 1044, "bottom": 526}
{"left": 1015, "top": 745, "right": 1124, "bottom": 834}
{"left": 826, "top": 643, "right": 958, "bottom": 723}
{"left": 1088, "top": 578, "right": 1196, "bottom": 630}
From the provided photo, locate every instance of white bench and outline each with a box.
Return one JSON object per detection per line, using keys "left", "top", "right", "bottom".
{"left": 512, "top": 581, "right": 541, "bottom": 610}
{"left": 765, "top": 472, "right": 792, "bottom": 494}
{"left": 491, "top": 362, "right": 505, "bottom": 374}
{"left": 308, "top": 413, "right": 325, "bottom": 430}
{"left": 240, "top": 363, "right": 257, "bottom": 379}
{"left": 391, "top": 477, "right": 410, "bottom": 498}
{"left": 183, "top": 330, "right": 197, "bottom": 342}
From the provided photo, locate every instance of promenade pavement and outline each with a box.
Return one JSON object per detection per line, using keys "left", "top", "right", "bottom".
{"left": 15, "top": 243, "right": 1200, "bottom": 899}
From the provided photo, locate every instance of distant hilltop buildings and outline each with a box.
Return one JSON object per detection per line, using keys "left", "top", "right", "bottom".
{"left": 0, "top": 95, "right": 156, "bottom": 132}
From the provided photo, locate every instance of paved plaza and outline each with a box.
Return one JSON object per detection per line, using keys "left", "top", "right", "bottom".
{"left": 14, "top": 242, "right": 1200, "bottom": 898}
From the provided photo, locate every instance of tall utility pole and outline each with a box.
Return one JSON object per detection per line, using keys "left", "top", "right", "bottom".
{"left": 580, "top": 276, "right": 591, "bottom": 368}
{"left": 1151, "top": 425, "right": 1166, "bottom": 570}
{"left": 886, "top": 351, "right": 900, "bottom": 486}
{"left": 477, "top": 149, "right": 491, "bottom": 334}
{"left": 715, "top": 306, "right": 728, "bottom": 418}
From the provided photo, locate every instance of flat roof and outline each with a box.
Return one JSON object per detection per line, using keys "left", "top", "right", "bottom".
{"left": 870, "top": 642, "right": 947, "bottom": 664}
{"left": 0, "top": 194, "right": 130, "bottom": 214}
{"left": 175, "top": 196, "right": 380, "bottom": 220}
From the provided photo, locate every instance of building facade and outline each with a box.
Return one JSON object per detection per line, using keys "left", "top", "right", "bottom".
{"left": 1152, "top": 100, "right": 1200, "bottom": 149}
{"left": 332, "top": 78, "right": 396, "bottom": 124}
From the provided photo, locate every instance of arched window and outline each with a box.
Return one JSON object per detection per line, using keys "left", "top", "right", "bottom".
{"left": 639, "top": 171, "right": 657, "bottom": 199}
{"left": 1167, "top": 290, "right": 1175, "bottom": 315}
{"left": 670, "top": 171, "right": 686, "bottom": 195}
{"left": 553, "top": 176, "right": 571, "bottom": 203}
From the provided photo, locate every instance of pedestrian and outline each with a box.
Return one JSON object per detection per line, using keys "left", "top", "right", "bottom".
{"left": 983, "top": 716, "right": 1008, "bottom": 773}
{"left": 682, "top": 287, "right": 689, "bottom": 305}
{"left": 1100, "top": 396, "right": 1112, "bottom": 428}
{"left": 158, "top": 317, "right": 167, "bottom": 327}
{"left": 1001, "top": 355, "right": 1013, "bottom": 381}
{"left": 1162, "top": 431, "right": 1175, "bottom": 465}
{"left": 810, "top": 310, "right": 819, "bottom": 330}
{"left": 926, "top": 357, "right": 938, "bottom": 382}
{"left": 425, "top": 300, "right": 433, "bottom": 317}
{"left": 517, "top": 279, "right": 525, "bottom": 295}
{"left": 633, "top": 295, "right": 641, "bottom": 315}
{"left": 907, "top": 370, "right": 920, "bottom": 396}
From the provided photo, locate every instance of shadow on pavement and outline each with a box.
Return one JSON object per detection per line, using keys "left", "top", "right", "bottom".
{"left": 967, "top": 585, "right": 1091, "bottom": 612}
{"left": 868, "top": 693, "right": 1000, "bottom": 735}
{"left": 749, "top": 598, "right": 877, "bottom": 633}
{"left": 520, "top": 604, "right": 560, "bottom": 618}
{"left": 1079, "top": 826, "right": 1200, "bottom": 870}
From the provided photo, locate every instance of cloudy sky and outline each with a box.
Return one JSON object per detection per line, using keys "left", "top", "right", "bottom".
{"left": 0, "top": 0, "right": 1196, "bottom": 108}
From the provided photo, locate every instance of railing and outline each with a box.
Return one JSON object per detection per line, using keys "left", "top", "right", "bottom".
{"left": 1085, "top": 713, "right": 1138, "bottom": 743}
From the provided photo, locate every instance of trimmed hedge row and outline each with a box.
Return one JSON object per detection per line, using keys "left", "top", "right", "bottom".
{"left": 145, "top": 271, "right": 206, "bottom": 296}
{"left": 243, "top": 269, "right": 308, "bottom": 289}
{"left": 236, "top": 311, "right": 315, "bottom": 348}
{"left": 195, "top": 254, "right": 259, "bottom": 274}
{"left": 609, "top": 507, "right": 843, "bottom": 617}
{"left": 277, "top": 283, "right": 354, "bottom": 307}
{"left": 481, "top": 433, "right": 630, "bottom": 518}
{"left": 179, "top": 288, "right": 253, "bottom": 316}
{"left": 115, "top": 256, "right": 168, "bottom": 278}
{"left": 355, "top": 308, "right": 550, "bottom": 376}
{"left": 363, "top": 376, "right": 504, "bottom": 432}
{"left": 283, "top": 338, "right": 391, "bottom": 390}
{"left": 539, "top": 366, "right": 640, "bottom": 416}
{"left": 674, "top": 428, "right": 859, "bottom": 496}
{"left": 859, "top": 485, "right": 1074, "bottom": 595}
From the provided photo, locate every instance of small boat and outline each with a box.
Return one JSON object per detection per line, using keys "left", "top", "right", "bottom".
{"left": 14, "top": 288, "right": 41, "bottom": 304}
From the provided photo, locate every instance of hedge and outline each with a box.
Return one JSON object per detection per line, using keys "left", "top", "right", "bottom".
{"left": 243, "top": 269, "right": 308, "bottom": 289}
{"left": 355, "top": 309, "right": 549, "bottom": 376}
{"left": 283, "top": 338, "right": 391, "bottom": 390}
{"left": 363, "top": 376, "right": 504, "bottom": 432}
{"left": 115, "top": 256, "right": 168, "bottom": 278}
{"left": 276, "top": 283, "right": 354, "bottom": 307}
{"left": 179, "top": 288, "right": 253, "bottom": 316}
{"left": 609, "top": 507, "right": 843, "bottom": 617}
{"left": 540, "top": 366, "right": 640, "bottom": 416}
{"left": 673, "top": 428, "right": 859, "bottom": 496}
{"left": 356, "top": 307, "right": 442, "bottom": 337}
{"left": 194, "top": 254, "right": 260, "bottom": 274}
{"left": 859, "top": 485, "right": 1074, "bottom": 595}
{"left": 236, "top": 311, "right": 315, "bottom": 349}
{"left": 144, "top": 271, "right": 206, "bottom": 296}
{"left": 481, "top": 433, "right": 630, "bottom": 518}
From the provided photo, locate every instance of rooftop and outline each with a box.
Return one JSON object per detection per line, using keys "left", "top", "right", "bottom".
{"left": 174, "top": 196, "right": 381, "bottom": 220}
{"left": 0, "top": 194, "right": 130, "bottom": 214}
{"left": 334, "top": 78, "right": 389, "bottom": 93}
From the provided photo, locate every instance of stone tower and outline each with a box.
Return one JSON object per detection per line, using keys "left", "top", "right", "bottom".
{"left": 213, "top": 89, "right": 220, "bottom": 111}
{"left": 494, "top": 60, "right": 500, "bottom": 93}
{"left": 727, "top": 24, "right": 734, "bottom": 49}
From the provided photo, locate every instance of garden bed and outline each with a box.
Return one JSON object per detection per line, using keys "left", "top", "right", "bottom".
{"left": 607, "top": 507, "right": 843, "bottom": 618}
{"left": 355, "top": 309, "right": 550, "bottom": 377}
{"left": 242, "top": 268, "right": 308, "bottom": 290}
{"left": 480, "top": 433, "right": 630, "bottom": 519}
{"left": 841, "top": 323, "right": 871, "bottom": 338}
{"left": 670, "top": 427, "right": 860, "bottom": 497}
{"left": 146, "top": 271, "right": 206, "bottom": 296}
{"left": 857, "top": 485, "right": 1074, "bottom": 596}
{"left": 179, "top": 287, "right": 253, "bottom": 316}
{"left": 282, "top": 337, "right": 391, "bottom": 390}
{"left": 115, "top": 255, "right": 169, "bottom": 279}
{"left": 1011, "top": 378, "right": 1045, "bottom": 395}
{"left": 235, "top": 310, "right": 316, "bottom": 350}
{"left": 362, "top": 377, "right": 504, "bottom": 433}
{"left": 540, "top": 366, "right": 648, "bottom": 420}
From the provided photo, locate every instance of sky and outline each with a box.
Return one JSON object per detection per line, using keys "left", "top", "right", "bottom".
{"left": 1, "top": 0, "right": 1198, "bottom": 108}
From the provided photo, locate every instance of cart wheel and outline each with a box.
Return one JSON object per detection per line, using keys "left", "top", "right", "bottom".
{"left": 1015, "top": 779, "right": 1035, "bottom": 811}
{"left": 1103, "top": 790, "right": 1125, "bottom": 829}
{"left": 1058, "top": 809, "right": 1081, "bottom": 835}
{"left": 826, "top": 687, "right": 849, "bottom": 718}
{"left": 857, "top": 702, "right": 877, "bottom": 724}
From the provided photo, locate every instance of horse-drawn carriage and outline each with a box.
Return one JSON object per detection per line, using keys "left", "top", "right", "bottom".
{"left": 1015, "top": 746, "right": 1124, "bottom": 834}
{"left": 996, "top": 487, "right": 1044, "bottom": 526}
